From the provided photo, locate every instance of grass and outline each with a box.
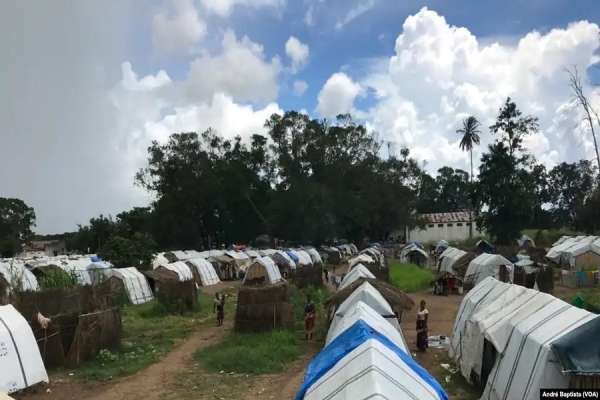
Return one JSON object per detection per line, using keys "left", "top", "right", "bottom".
{"left": 195, "top": 330, "right": 301, "bottom": 374}
{"left": 73, "top": 291, "right": 236, "bottom": 382}
{"left": 389, "top": 262, "right": 433, "bottom": 293}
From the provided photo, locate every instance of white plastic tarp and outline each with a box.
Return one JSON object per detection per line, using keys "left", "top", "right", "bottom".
{"left": 465, "top": 254, "right": 513, "bottom": 286}
{"left": 560, "top": 238, "right": 600, "bottom": 268}
{"left": 0, "top": 305, "right": 48, "bottom": 393}
{"left": 439, "top": 247, "right": 467, "bottom": 273}
{"left": 329, "top": 286, "right": 404, "bottom": 345}
{"left": 164, "top": 262, "right": 194, "bottom": 281}
{"left": 303, "top": 339, "right": 442, "bottom": 400}
{"left": 338, "top": 264, "right": 376, "bottom": 291}
{"left": 152, "top": 253, "right": 169, "bottom": 269}
{"left": 171, "top": 250, "right": 189, "bottom": 261}
{"left": 0, "top": 263, "right": 39, "bottom": 293}
{"left": 86, "top": 261, "right": 113, "bottom": 284}
{"left": 187, "top": 258, "right": 221, "bottom": 286}
{"left": 327, "top": 301, "right": 407, "bottom": 351}
{"left": 305, "top": 248, "right": 323, "bottom": 264}
{"left": 480, "top": 296, "right": 595, "bottom": 400}
{"left": 546, "top": 236, "right": 595, "bottom": 262}
{"left": 243, "top": 257, "right": 282, "bottom": 284}
{"left": 275, "top": 251, "right": 295, "bottom": 268}
{"left": 289, "top": 250, "right": 311, "bottom": 266}
{"left": 108, "top": 268, "right": 153, "bottom": 305}
{"left": 243, "top": 249, "right": 260, "bottom": 258}
{"left": 348, "top": 254, "right": 374, "bottom": 269}
{"left": 296, "top": 250, "right": 314, "bottom": 265}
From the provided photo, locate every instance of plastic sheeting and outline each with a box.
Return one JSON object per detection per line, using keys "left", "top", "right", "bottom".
{"left": 465, "top": 254, "right": 513, "bottom": 286}
{"left": 0, "top": 305, "right": 48, "bottom": 394}
{"left": 552, "top": 316, "right": 600, "bottom": 374}
{"left": 294, "top": 250, "right": 313, "bottom": 265}
{"left": 559, "top": 238, "right": 600, "bottom": 268}
{"left": 546, "top": 236, "right": 596, "bottom": 262}
{"left": 276, "top": 251, "right": 296, "bottom": 268}
{"left": 152, "top": 253, "right": 169, "bottom": 269}
{"left": 243, "top": 257, "right": 282, "bottom": 284}
{"left": 187, "top": 258, "right": 221, "bottom": 286}
{"left": 327, "top": 299, "right": 406, "bottom": 351}
{"left": 438, "top": 247, "right": 467, "bottom": 273}
{"left": 296, "top": 319, "right": 448, "bottom": 400}
{"left": 338, "top": 264, "right": 376, "bottom": 291}
{"left": 163, "top": 262, "right": 194, "bottom": 281}
{"left": 348, "top": 254, "right": 375, "bottom": 269}
{"left": 108, "top": 268, "right": 154, "bottom": 305}
{"left": 304, "top": 248, "right": 323, "bottom": 264}
{"left": 0, "top": 263, "right": 39, "bottom": 293}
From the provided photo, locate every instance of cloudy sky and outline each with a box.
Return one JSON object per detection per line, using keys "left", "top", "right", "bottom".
{"left": 1, "top": 0, "right": 599, "bottom": 234}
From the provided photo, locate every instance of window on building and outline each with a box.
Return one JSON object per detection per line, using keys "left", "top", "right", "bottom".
{"left": 457, "top": 223, "right": 463, "bottom": 226}
{"left": 466, "top": 222, "right": 471, "bottom": 226}
{"left": 428, "top": 224, "right": 434, "bottom": 228}
{"left": 437, "top": 224, "right": 443, "bottom": 227}
{"left": 447, "top": 223, "right": 453, "bottom": 227}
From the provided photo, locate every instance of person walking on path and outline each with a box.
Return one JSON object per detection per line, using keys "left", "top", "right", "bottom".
{"left": 416, "top": 300, "right": 429, "bottom": 351}
{"left": 304, "top": 295, "right": 316, "bottom": 340}
{"left": 213, "top": 292, "right": 225, "bottom": 326}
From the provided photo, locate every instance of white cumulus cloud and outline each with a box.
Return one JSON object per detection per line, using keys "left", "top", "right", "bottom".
{"left": 317, "top": 72, "right": 362, "bottom": 118}
{"left": 285, "top": 36, "right": 310, "bottom": 73}
{"left": 293, "top": 80, "right": 308, "bottom": 96}
{"left": 152, "top": 0, "right": 207, "bottom": 54}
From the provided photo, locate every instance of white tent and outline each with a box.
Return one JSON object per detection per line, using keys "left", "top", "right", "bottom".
{"left": 0, "top": 305, "right": 48, "bottom": 394}
{"left": 299, "top": 301, "right": 446, "bottom": 400}
{"left": 450, "top": 277, "right": 597, "bottom": 400}
{"left": 304, "top": 248, "right": 323, "bottom": 264}
{"left": 243, "top": 249, "right": 260, "bottom": 259}
{"left": 348, "top": 244, "right": 358, "bottom": 254}
{"left": 0, "top": 262, "right": 39, "bottom": 293}
{"left": 546, "top": 236, "right": 596, "bottom": 262}
{"left": 348, "top": 254, "right": 375, "bottom": 269}
{"left": 552, "top": 235, "right": 572, "bottom": 247}
{"left": 288, "top": 250, "right": 311, "bottom": 266}
{"left": 187, "top": 258, "right": 221, "bottom": 286}
{"left": 152, "top": 253, "right": 169, "bottom": 269}
{"left": 517, "top": 235, "right": 535, "bottom": 247}
{"left": 438, "top": 247, "right": 467, "bottom": 273}
{"left": 224, "top": 251, "right": 252, "bottom": 271}
{"left": 107, "top": 268, "right": 153, "bottom": 305}
{"left": 558, "top": 238, "right": 600, "bottom": 268}
{"left": 328, "top": 286, "right": 404, "bottom": 346}
{"left": 465, "top": 254, "right": 513, "bottom": 286}
{"left": 295, "top": 250, "right": 314, "bottom": 265}
{"left": 59, "top": 259, "right": 93, "bottom": 285}
{"left": 162, "top": 262, "right": 194, "bottom": 281}
{"left": 86, "top": 261, "right": 113, "bottom": 284}
{"left": 338, "top": 264, "right": 376, "bottom": 291}
{"left": 243, "top": 257, "right": 282, "bottom": 284}
{"left": 275, "top": 251, "right": 295, "bottom": 268}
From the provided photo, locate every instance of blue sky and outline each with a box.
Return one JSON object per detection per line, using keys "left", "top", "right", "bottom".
{"left": 126, "top": 0, "right": 600, "bottom": 115}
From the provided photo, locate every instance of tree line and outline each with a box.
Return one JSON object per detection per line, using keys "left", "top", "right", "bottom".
{"left": 1, "top": 97, "right": 599, "bottom": 261}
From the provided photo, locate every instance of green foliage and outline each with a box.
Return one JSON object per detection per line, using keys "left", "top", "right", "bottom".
{"left": 0, "top": 197, "right": 36, "bottom": 257}
{"left": 195, "top": 330, "right": 300, "bottom": 375}
{"left": 40, "top": 268, "right": 79, "bottom": 289}
{"left": 389, "top": 262, "right": 432, "bottom": 293}
{"left": 97, "top": 232, "right": 156, "bottom": 270}
{"left": 75, "top": 292, "right": 230, "bottom": 381}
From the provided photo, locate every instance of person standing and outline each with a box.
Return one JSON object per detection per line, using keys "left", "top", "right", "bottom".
{"left": 304, "top": 295, "right": 315, "bottom": 340}
{"left": 416, "top": 300, "right": 429, "bottom": 351}
{"left": 213, "top": 292, "right": 224, "bottom": 326}
{"left": 323, "top": 268, "right": 329, "bottom": 283}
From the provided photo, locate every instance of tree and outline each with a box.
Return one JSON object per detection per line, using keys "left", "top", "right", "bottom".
{"left": 566, "top": 66, "right": 600, "bottom": 175}
{"left": 457, "top": 116, "right": 481, "bottom": 238}
{"left": 475, "top": 98, "right": 539, "bottom": 245}
{"left": 0, "top": 198, "right": 36, "bottom": 257}
{"left": 97, "top": 232, "right": 156, "bottom": 270}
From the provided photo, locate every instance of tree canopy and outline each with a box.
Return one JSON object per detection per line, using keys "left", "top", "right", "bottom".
{"left": 8, "top": 100, "right": 599, "bottom": 262}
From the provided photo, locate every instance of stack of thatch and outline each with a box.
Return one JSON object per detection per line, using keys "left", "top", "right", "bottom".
{"left": 289, "top": 264, "right": 323, "bottom": 288}
{"left": 14, "top": 284, "right": 122, "bottom": 368}
{"left": 234, "top": 282, "right": 295, "bottom": 333}
{"left": 325, "top": 277, "right": 414, "bottom": 322}
{"left": 155, "top": 279, "right": 198, "bottom": 313}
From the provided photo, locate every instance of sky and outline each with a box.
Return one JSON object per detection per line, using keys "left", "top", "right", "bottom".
{"left": 1, "top": 0, "right": 599, "bottom": 234}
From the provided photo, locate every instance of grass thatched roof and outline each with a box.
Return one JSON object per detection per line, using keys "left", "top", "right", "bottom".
{"left": 324, "top": 277, "right": 415, "bottom": 311}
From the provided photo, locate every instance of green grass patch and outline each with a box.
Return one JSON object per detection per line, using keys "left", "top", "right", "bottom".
{"left": 195, "top": 330, "right": 300, "bottom": 375}
{"left": 389, "top": 262, "right": 432, "bottom": 293}
{"left": 73, "top": 291, "right": 236, "bottom": 382}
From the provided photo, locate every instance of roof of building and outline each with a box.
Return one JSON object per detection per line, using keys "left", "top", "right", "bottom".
{"left": 422, "top": 212, "right": 473, "bottom": 223}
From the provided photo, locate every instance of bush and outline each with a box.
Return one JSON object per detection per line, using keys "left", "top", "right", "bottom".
{"left": 389, "top": 262, "right": 432, "bottom": 293}
{"left": 195, "top": 330, "right": 300, "bottom": 375}
{"left": 40, "top": 268, "right": 79, "bottom": 289}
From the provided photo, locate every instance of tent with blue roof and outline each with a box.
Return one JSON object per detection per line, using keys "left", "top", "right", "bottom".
{"left": 296, "top": 302, "right": 448, "bottom": 400}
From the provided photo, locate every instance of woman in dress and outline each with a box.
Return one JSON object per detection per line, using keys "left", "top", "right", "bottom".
{"left": 416, "top": 300, "right": 429, "bottom": 351}
{"left": 304, "top": 295, "right": 315, "bottom": 340}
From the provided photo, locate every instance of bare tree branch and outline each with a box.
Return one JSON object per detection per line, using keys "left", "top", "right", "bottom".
{"left": 565, "top": 65, "right": 600, "bottom": 176}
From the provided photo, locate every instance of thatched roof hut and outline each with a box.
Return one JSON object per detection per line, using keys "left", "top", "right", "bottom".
{"left": 325, "top": 277, "right": 414, "bottom": 312}
{"left": 453, "top": 251, "right": 477, "bottom": 277}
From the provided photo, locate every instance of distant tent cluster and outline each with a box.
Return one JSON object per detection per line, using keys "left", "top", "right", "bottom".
{"left": 450, "top": 277, "right": 600, "bottom": 398}
{"left": 295, "top": 247, "right": 448, "bottom": 399}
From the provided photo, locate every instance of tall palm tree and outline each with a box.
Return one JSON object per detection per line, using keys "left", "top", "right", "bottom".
{"left": 457, "top": 116, "right": 481, "bottom": 238}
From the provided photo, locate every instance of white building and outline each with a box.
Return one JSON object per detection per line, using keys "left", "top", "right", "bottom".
{"left": 390, "top": 212, "right": 480, "bottom": 243}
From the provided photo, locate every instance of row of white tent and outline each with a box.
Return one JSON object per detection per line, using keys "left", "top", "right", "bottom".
{"left": 450, "top": 276, "right": 599, "bottom": 399}
{"left": 546, "top": 235, "right": 600, "bottom": 268}
{"left": 437, "top": 247, "right": 514, "bottom": 286}
{"left": 295, "top": 278, "right": 447, "bottom": 398}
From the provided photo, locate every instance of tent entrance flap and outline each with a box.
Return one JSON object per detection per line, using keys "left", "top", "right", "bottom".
{"left": 552, "top": 317, "right": 600, "bottom": 375}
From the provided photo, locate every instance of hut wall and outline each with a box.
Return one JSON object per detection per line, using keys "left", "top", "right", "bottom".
{"left": 185, "top": 262, "right": 203, "bottom": 286}
{"left": 234, "top": 283, "right": 295, "bottom": 333}
{"left": 155, "top": 280, "right": 198, "bottom": 313}
{"left": 575, "top": 251, "right": 600, "bottom": 270}
{"left": 289, "top": 265, "right": 323, "bottom": 288}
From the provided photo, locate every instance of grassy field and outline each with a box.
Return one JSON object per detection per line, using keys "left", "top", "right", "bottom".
{"left": 74, "top": 291, "right": 236, "bottom": 381}
{"left": 389, "top": 262, "right": 433, "bottom": 293}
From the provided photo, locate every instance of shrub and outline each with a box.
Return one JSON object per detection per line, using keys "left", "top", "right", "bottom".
{"left": 389, "top": 262, "right": 432, "bottom": 293}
